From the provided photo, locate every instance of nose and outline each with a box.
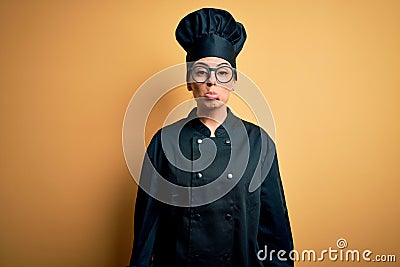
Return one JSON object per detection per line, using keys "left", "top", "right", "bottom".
{"left": 206, "top": 70, "right": 217, "bottom": 85}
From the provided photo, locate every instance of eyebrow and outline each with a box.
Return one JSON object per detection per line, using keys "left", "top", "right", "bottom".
{"left": 194, "top": 62, "right": 231, "bottom": 67}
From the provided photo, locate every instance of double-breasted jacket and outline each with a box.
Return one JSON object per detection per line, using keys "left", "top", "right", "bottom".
{"left": 128, "top": 108, "right": 293, "bottom": 267}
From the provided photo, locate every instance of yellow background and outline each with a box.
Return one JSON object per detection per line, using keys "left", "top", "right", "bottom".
{"left": 0, "top": 1, "right": 399, "bottom": 266}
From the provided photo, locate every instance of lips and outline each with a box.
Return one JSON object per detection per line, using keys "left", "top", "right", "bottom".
{"left": 205, "top": 92, "right": 219, "bottom": 100}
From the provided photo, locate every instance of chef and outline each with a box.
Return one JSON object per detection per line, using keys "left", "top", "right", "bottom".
{"left": 127, "top": 8, "right": 294, "bottom": 267}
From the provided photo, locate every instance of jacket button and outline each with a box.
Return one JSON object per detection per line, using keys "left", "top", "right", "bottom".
{"left": 227, "top": 173, "right": 233, "bottom": 179}
{"left": 197, "top": 138, "right": 203, "bottom": 144}
{"left": 193, "top": 214, "right": 201, "bottom": 221}
{"left": 224, "top": 139, "right": 231, "bottom": 144}
{"left": 225, "top": 213, "right": 232, "bottom": 221}
{"left": 196, "top": 172, "right": 203, "bottom": 179}
{"left": 223, "top": 253, "right": 231, "bottom": 261}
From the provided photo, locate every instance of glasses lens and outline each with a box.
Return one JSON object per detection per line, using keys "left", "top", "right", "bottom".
{"left": 191, "top": 65, "right": 234, "bottom": 83}
{"left": 191, "top": 66, "right": 209, "bottom": 83}
{"left": 216, "top": 66, "right": 233, "bottom": 83}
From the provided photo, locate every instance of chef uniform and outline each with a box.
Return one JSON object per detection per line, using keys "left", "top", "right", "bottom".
{"left": 128, "top": 8, "right": 294, "bottom": 267}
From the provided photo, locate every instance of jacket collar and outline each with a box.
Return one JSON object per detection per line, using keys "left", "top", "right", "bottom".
{"left": 185, "top": 107, "right": 241, "bottom": 137}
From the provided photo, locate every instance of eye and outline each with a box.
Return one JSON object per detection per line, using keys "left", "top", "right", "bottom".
{"left": 217, "top": 67, "right": 232, "bottom": 76}
{"left": 195, "top": 70, "right": 207, "bottom": 76}
{"left": 192, "top": 66, "right": 209, "bottom": 77}
{"left": 217, "top": 71, "right": 229, "bottom": 76}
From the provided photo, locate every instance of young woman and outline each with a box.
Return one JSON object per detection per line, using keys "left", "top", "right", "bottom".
{"left": 128, "top": 8, "right": 293, "bottom": 267}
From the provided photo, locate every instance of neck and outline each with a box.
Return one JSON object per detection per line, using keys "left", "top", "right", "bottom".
{"left": 196, "top": 105, "right": 228, "bottom": 137}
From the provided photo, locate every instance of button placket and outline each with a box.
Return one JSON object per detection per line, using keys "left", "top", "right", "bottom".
{"left": 193, "top": 213, "right": 201, "bottom": 221}
{"left": 225, "top": 212, "right": 232, "bottom": 221}
{"left": 223, "top": 252, "right": 231, "bottom": 261}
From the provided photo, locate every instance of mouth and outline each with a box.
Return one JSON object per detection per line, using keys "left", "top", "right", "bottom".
{"left": 204, "top": 92, "right": 219, "bottom": 100}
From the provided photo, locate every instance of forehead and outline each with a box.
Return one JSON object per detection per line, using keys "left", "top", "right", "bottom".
{"left": 193, "top": 57, "right": 231, "bottom": 67}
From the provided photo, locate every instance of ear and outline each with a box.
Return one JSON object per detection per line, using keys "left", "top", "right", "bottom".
{"left": 187, "top": 83, "right": 192, "bottom": 91}
{"left": 231, "top": 79, "right": 237, "bottom": 91}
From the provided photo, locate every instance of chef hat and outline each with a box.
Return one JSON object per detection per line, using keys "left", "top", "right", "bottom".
{"left": 175, "top": 8, "right": 247, "bottom": 68}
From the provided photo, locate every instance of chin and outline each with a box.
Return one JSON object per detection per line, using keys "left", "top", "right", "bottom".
{"left": 196, "top": 99, "right": 226, "bottom": 110}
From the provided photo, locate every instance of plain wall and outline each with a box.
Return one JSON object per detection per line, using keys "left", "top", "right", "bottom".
{"left": 0, "top": 1, "right": 399, "bottom": 266}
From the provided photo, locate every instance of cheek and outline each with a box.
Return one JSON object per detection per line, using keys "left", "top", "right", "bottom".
{"left": 191, "top": 84, "right": 205, "bottom": 95}
{"left": 219, "top": 80, "right": 235, "bottom": 92}
{"left": 221, "top": 91, "right": 230, "bottom": 102}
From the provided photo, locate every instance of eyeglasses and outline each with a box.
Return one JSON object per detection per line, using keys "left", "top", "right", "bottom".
{"left": 190, "top": 65, "right": 235, "bottom": 83}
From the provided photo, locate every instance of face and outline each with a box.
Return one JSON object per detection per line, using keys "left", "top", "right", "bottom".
{"left": 187, "top": 57, "right": 236, "bottom": 110}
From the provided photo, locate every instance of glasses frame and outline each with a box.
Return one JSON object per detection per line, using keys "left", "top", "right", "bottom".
{"left": 190, "top": 65, "right": 235, "bottom": 84}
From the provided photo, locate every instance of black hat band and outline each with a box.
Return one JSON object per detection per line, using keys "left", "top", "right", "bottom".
{"left": 186, "top": 34, "right": 236, "bottom": 68}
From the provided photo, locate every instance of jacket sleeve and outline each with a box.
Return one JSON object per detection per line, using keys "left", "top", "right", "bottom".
{"left": 127, "top": 131, "right": 165, "bottom": 267}
{"left": 258, "top": 149, "right": 294, "bottom": 267}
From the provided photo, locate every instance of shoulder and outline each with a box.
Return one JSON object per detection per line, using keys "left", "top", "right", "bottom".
{"left": 236, "top": 117, "right": 274, "bottom": 143}
{"left": 235, "top": 117, "right": 277, "bottom": 156}
{"left": 148, "top": 117, "right": 189, "bottom": 145}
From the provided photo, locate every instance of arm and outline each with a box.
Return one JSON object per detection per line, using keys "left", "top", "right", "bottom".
{"left": 128, "top": 187, "right": 160, "bottom": 267}
{"left": 258, "top": 151, "right": 294, "bottom": 267}
{"left": 127, "top": 132, "right": 165, "bottom": 267}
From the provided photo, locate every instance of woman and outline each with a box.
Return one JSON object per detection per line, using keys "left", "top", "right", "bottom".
{"left": 128, "top": 8, "right": 293, "bottom": 267}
